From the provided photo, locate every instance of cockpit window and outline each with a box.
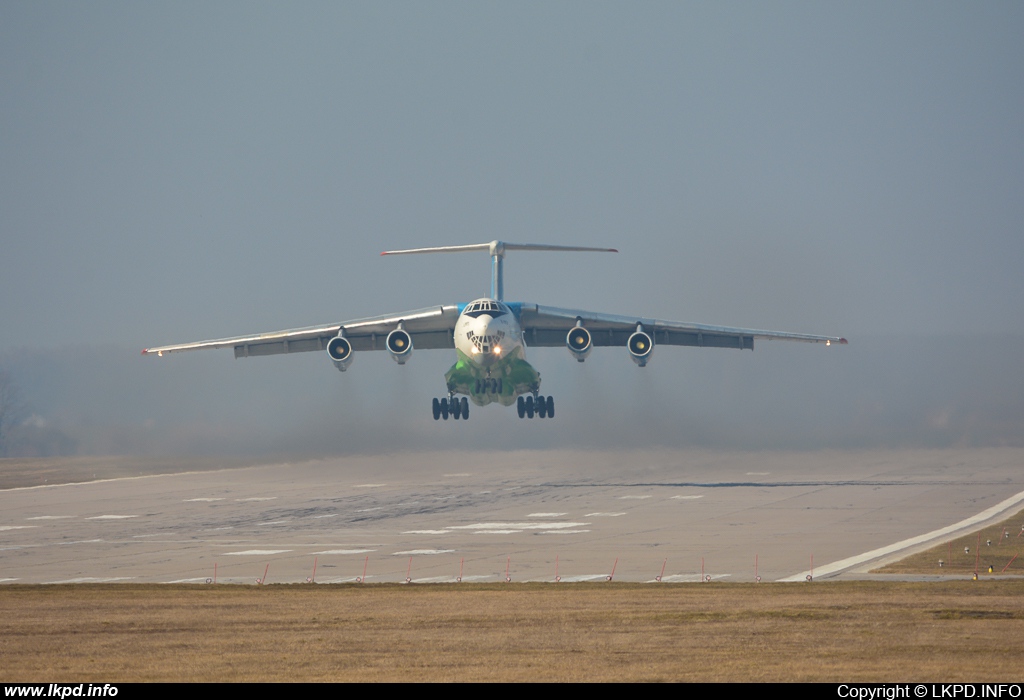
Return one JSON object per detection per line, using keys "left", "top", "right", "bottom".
{"left": 467, "top": 329, "right": 506, "bottom": 353}
{"left": 463, "top": 300, "right": 508, "bottom": 319}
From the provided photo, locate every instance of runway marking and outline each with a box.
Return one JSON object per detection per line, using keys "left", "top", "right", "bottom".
{"left": 26, "top": 515, "right": 75, "bottom": 520}
{"left": 310, "top": 514, "right": 338, "bottom": 519}
{"left": 403, "top": 530, "right": 450, "bottom": 535}
{"left": 0, "top": 469, "right": 238, "bottom": 492}
{"left": 258, "top": 520, "right": 289, "bottom": 526}
{"left": 540, "top": 529, "right": 590, "bottom": 534}
{"left": 556, "top": 574, "right": 607, "bottom": 582}
{"left": 671, "top": 495, "right": 705, "bottom": 500}
{"left": 408, "top": 574, "right": 491, "bottom": 583}
{"left": 528, "top": 512, "right": 567, "bottom": 517}
{"left": 46, "top": 577, "right": 136, "bottom": 584}
{"left": 356, "top": 507, "right": 382, "bottom": 513}
{"left": 585, "top": 512, "right": 626, "bottom": 517}
{"left": 224, "top": 549, "right": 292, "bottom": 556}
{"left": 475, "top": 530, "right": 521, "bottom": 534}
{"left": 447, "top": 522, "right": 590, "bottom": 531}
{"left": 618, "top": 495, "right": 652, "bottom": 500}
{"left": 0, "top": 525, "right": 36, "bottom": 531}
{"left": 778, "top": 487, "right": 1024, "bottom": 582}
{"left": 654, "top": 574, "right": 732, "bottom": 583}
{"left": 86, "top": 515, "right": 138, "bottom": 520}
{"left": 184, "top": 497, "right": 225, "bottom": 502}
{"left": 58, "top": 539, "right": 103, "bottom": 545}
{"left": 166, "top": 577, "right": 212, "bottom": 583}
{"left": 235, "top": 497, "right": 276, "bottom": 502}
{"left": 313, "top": 549, "right": 376, "bottom": 555}
{"left": 0, "top": 578, "right": 19, "bottom": 583}
{"left": 393, "top": 549, "right": 455, "bottom": 556}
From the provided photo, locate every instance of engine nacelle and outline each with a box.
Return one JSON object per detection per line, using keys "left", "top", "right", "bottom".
{"left": 386, "top": 328, "right": 414, "bottom": 365}
{"left": 566, "top": 326, "right": 592, "bottom": 362}
{"left": 627, "top": 328, "right": 654, "bottom": 367}
{"left": 326, "top": 335, "right": 354, "bottom": 372}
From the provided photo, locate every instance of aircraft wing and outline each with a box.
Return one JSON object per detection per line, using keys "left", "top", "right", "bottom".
{"left": 143, "top": 305, "right": 460, "bottom": 358}
{"left": 516, "top": 303, "right": 847, "bottom": 350}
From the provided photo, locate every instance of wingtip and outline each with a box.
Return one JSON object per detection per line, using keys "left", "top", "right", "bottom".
{"left": 839, "top": 338, "right": 848, "bottom": 345}
{"left": 141, "top": 348, "right": 148, "bottom": 355}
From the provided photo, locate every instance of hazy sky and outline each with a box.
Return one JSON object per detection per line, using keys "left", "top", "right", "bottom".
{"left": 1, "top": 3, "right": 1022, "bottom": 454}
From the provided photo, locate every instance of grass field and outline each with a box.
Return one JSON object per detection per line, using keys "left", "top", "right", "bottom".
{"left": 876, "top": 508, "right": 1024, "bottom": 576}
{"left": 2, "top": 581, "right": 1023, "bottom": 682}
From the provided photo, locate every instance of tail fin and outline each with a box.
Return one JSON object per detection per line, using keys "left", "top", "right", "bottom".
{"left": 380, "top": 240, "right": 617, "bottom": 300}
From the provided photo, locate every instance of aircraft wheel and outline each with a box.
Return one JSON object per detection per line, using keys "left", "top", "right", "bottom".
{"left": 536, "top": 395, "right": 547, "bottom": 419}
{"left": 525, "top": 395, "right": 535, "bottom": 419}
{"left": 452, "top": 399, "right": 460, "bottom": 420}
{"left": 517, "top": 396, "right": 526, "bottom": 418}
{"left": 496, "top": 378, "right": 503, "bottom": 394}
{"left": 461, "top": 397, "right": 469, "bottom": 420}
{"left": 547, "top": 396, "right": 554, "bottom": 419}
{"left": 432, "top": 398, "right": 441, "bottom": 421}
{"left": 440, "top": 397, "right": 449, "bottom": 420}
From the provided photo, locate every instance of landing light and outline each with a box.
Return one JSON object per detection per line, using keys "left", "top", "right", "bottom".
{"left": 471, "top": 346, "right": 479, "bottom": 355}
{"left": 493, "top": 346, "right": 502, "bottom": 355}
{"left": 826, "top": 340, "right": 830, "bottom": 347}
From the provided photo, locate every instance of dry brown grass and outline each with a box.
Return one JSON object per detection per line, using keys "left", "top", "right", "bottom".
{"left": 2, "top": 581, "right": 1023, "bottom": 682}
{"left": 876, "top": 508, "right": 1024, "bottom": 576}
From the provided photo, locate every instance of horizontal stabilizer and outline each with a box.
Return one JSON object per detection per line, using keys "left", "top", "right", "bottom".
{"left": 380, "top": 240, "right": 617, "bottom": 300}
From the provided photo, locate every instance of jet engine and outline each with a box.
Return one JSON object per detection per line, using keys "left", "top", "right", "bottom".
{"left": 566, "top": 325, "right": 592, "bottom": 362}
{"left": 386, "top": 328, "right": 414, "bottom": 365}
{"left": 627, "top": 327, "right": 654, "bottom": 367}
{"left": 326, "top": 335, "right": 354, "bottom": 371}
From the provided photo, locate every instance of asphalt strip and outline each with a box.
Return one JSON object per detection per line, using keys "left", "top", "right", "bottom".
{"left": 778, "top": 487, "right": 1024, "bottom": 582}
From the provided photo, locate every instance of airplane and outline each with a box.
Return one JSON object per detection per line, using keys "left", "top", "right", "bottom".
{"left": 143, "top": 241, "right": 846, "bottom": 421}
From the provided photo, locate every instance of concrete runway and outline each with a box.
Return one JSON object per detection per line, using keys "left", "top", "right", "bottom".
{"left": 1, "top": 448, "right": 1022, "bottom": 584}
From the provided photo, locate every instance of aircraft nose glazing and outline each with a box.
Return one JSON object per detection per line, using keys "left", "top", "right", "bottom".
{"left": 468, "top": 317, "right": 505, "bottom": 356}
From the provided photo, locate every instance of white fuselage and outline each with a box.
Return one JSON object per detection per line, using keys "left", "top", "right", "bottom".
{"left": 453, "top": 299, "right": 525, "bottom": 367}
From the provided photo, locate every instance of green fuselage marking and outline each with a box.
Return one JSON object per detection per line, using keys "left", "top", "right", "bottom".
{"left": 445, "top": 348, "right": 541, "bottom": 407}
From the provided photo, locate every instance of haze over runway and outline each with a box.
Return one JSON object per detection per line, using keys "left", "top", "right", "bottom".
{"left": 1, "top": 4, "right": 1023, "bottom": 460}
{"left": 2, "top": 448, "right": 1021, "bottom": 585}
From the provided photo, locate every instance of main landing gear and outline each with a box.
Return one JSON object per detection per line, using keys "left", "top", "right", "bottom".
{"left": 432, "top": 395, "right": 469, "bottom": 421}
{"left": 517, "top": 394, "right": 554, "bottom": 419}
